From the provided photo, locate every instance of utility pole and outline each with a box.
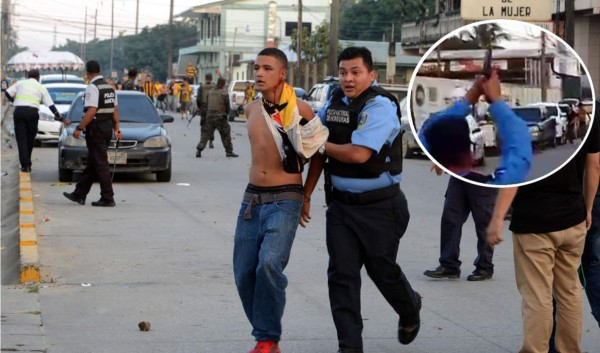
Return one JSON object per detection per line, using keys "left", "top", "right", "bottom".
{"left": 564, "top": 0, "right": 574, "bottom": 47}
{"left": 110, "top": 0, "right": 114, "bottom": 74}
{"left": 328, "top": 0, "right": 339, "bottom": 76}
{"left": 555, "top": 0, "right": 561, "bottom": 37}
{"left": 296, "top": 0, "right": 303, "bottom": 83}
{"left": 1, "top": 0, "right": 11, "bottom": 69}
{"left": 94, "top": 8, "right": 98, "bottom": 40}
{"left": 167, "top": 0, "right": 174, "bottom": 79}
{"left": 135, "top": 0, "right": 139, "bottom": 35}
{"left": 83, "top": 6, "right": 87, "bottom": 62}
{"left": 53, "top": 24, "right": 57, "bottom": 48}
{"left": 540, "top": 31, "right": 547, "bottom": 101}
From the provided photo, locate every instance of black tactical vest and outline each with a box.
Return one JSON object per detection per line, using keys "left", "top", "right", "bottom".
{"left": 325, "top": 86, "right": 403, "bottom": 178}
{"left": 84, "top": 78, "right": 116, "bottom": 123}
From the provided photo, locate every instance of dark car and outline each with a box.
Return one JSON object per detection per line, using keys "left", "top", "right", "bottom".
{"left": 512, "top": 106, "right": 556, "bottom": 148}
{"left": 305, "top": 77, "right": 340, "bottom": 113}
{"left": 58, "top": 91, "right": 174, "bottom": 182}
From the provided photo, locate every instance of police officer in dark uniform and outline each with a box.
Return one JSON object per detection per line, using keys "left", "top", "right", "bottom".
{"left": 63, "top": 60, "right": 122, "bottom": 207}
{"left": 303, "top": 47, "right": 421, "bottom": 353}
{"left": 195, "top": 78, "right": 238, "bottom": 158}
{"left": 424, "top": 173, "right": 498, "bottom": 280}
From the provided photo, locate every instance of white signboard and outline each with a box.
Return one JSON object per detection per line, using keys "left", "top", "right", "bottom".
{"left": 461, "top": 0, "right": 553, "bottom": 21}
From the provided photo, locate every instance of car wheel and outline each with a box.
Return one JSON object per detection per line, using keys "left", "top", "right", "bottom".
{"left": 58, "top": 168, "right": 73, "bottom": 182}
{"left": 402, "top": 134, "right": 412, "bottom": 159}
{"left": 156, "top": 160, "right": 172, "bottom": 182}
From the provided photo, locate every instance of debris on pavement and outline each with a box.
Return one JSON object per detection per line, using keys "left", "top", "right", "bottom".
{"left": 138, "top": 321, "right": 151, "bottom": 331}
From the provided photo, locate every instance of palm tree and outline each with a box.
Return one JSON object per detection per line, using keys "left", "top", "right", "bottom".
{"left": 457, "top": 23, "right": 511, "bottom": 50}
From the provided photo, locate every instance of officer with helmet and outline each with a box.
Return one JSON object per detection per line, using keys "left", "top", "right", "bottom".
{"left": 4, "top": 69, "right": 71, "bottom": 172}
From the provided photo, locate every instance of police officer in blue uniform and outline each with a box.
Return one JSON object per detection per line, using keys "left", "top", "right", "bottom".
{"left": 63, "top": 60, "right": 122, "bottom": 207}
{"left": 419, "top": 70, "right": 532, "bottom": 185}
{"left": 302, "top": 47, "right": 421, "bottom": 353}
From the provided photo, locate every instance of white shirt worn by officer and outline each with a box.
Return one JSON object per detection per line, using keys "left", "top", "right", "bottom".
{"left": 6, "top": 78, "right": 55, "bottom": 109}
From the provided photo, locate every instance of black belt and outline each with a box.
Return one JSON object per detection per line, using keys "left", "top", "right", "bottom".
{"left": 332, "top": 184, "right": 399, "bottom": 205}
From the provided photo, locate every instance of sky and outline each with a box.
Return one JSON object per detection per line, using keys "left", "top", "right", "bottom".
{"left": 9, "top": 0, "right": 214, "bottom": 52}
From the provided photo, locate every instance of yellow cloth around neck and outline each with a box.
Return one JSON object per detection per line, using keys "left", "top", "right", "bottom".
{"left": 278, "top": 83, "right": 297, "bottom": 130}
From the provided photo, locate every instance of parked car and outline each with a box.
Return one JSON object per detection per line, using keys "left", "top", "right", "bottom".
{"left": 36, "top": 83, "right": 87, "bottom": 146}
{"left": 305, "top": 77, "right": 340, "bottom": 114}
{"left": 227, "top": 80, "right": 254, "bottom": 121}
{"left": 528, "top": 102, "right": 566, "bottom": 145}
{"left": 40, "top": 74, "right": 84, "bottom": 85}
{"left": 399, "top": 97, "right": 420, "bottom": 159}
{"left": 512, "top": 106, "right": 556, "bottom": 148}
{"left": 294, "top": 87, "right": 307, "bottom": 100}
{"left": 58, "top": 91, "right": 174, "bottom": 182}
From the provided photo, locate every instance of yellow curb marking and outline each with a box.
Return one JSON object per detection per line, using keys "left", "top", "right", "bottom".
{"left": 20, "top": 267, "right": 40, "bottom": 283}
{"left": 20, "top": 241, "right": 37, "bottom": 246}
{"left": 20, "top": 197, "right": 33, "bottom": 202}
{"left": 20, "top": 223, "right": 35, "bottom": 228}
{"left": 20, "top": 210, "right": 34, "bottom": 214}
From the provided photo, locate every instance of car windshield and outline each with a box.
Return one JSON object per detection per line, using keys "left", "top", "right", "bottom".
{"left": 47, "top": 87, "right": 86, "bottom": 105}
{"left": 545, "top": 106, "right": 558, "bottom": 117}
{"left": 67, "top": 94, "right": 160, "bottom": 123}
{"left": 513, "top": 108, "right": 542, "bottom": 123}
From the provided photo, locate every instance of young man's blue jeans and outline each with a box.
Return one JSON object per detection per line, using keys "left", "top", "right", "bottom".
{"left": 583, "top": 201, "right": 600, "bottom": 326}
{"left": 233, "top": 197, "right": 302, "bottom": 342}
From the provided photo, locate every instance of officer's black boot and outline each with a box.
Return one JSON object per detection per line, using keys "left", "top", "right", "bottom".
{"left": 196, "top": 149, "right": 201, "bottom": 158}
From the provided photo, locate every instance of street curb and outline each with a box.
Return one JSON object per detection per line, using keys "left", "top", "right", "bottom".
{"left": 18, "top": 171, "right": 40, "bottom": 284}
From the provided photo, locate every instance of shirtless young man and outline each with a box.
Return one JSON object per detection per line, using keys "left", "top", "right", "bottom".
{"left": 233, "top": 48, "right": 320, "bottom": 353}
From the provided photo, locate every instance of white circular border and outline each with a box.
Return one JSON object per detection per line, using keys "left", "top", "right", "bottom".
{"left": 406, "top": 18, "right": 597, "bottom": 188}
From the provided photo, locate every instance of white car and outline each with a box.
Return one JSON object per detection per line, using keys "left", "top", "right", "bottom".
{"left": 528, "top": 102, "right": 566, "bottom": 145}
{"left": 36, "top": 83, "right": 87, "bottom": 145}
{"left": 227, "top": 80, "right": 254, "bottom": 121}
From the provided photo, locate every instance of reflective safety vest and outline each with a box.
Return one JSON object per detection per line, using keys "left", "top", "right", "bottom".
{"left": 10, "top": 78, "right": 54, "bottom": 109}
{"left": 86, "top": 78, "right": 116, "bottom": 123}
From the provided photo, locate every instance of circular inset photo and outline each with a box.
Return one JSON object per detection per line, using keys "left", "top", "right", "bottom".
{"left": 407, "top": 19, "right": 595, "bottom": 187}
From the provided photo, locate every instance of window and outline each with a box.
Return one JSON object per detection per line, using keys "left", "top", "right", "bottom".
{"left": 285, "top": 22, "right": 312, "bottom": 37}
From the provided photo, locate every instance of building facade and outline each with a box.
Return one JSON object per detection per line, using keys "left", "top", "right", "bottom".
{"left": 177, "top": 0, "right": 330, "bottom": 82}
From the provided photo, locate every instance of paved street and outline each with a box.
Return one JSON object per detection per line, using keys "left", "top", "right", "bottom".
{"left": 2, "top": 112, "right": 599, "bottom": 353}
{"left": 474, "top": 140, "right": 583, "bottom": 182}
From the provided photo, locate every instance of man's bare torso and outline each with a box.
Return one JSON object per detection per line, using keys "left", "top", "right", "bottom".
{"left": 245, "top": 99, "right": 303, "bottom": 186}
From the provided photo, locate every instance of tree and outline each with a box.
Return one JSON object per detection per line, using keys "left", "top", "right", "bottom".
{"left": 290, "top": 21, "right": 333, "bottom": 63}
{"left": 457, "top": 23, "right": 511, "bottom": 50}
{"left": 54, "top": 22, "right": 196, "bottom": 82}
{"left": 339, "top": 0, "right": 428, "bottom": 41}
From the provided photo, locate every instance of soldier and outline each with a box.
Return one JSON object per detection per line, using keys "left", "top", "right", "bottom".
{"left": 195, "top": 78, "right": 238, "bottom": 158}
{"left": 121, "top": 67, "right": 138, "bottom": 91}
{"left": 195, "top": 74, "right": 214, "bottom": 148}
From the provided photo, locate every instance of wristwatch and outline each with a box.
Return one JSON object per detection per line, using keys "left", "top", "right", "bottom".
{"left": 318, "top": 143, "right": 326, "bottom": 155}
{"left": 76, "top": 125, "right": 84, "bottom": 131}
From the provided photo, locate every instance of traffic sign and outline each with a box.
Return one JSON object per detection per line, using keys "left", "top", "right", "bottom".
{"left": 461, "top": 0, "right": 553, "bottom": 21}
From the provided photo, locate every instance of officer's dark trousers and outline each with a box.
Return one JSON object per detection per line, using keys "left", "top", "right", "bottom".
{"left": 13, "top": 106, "right": 39, "bottom": 169}
{"left": 326, "top": 189, "right": 419, "bottom": 348}
{"left": 73, "top": 121, "right": 114, "bottom": 202}
{"left": 439, "top": 177, "right": 497, "bottom": 272}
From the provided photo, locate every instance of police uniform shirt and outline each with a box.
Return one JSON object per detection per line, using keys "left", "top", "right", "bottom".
{"left": 318, "top": 83, "right": 401, "bottom": 193}
{"left": 6, "top": 78, "right": 55, "bottom": 109}
{"left": 85, "top": 76, "right": 118, "bottom": 109}
{"left": 419, "top": 99, "right": 531, "bottom": 185}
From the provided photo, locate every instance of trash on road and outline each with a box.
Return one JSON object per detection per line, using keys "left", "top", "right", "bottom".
{"left": 81, "top": 283, "right": 91, "bottom": 287}
{"left": 138, "top": 321, "right": 151, "bottom": 331}
{"left": 43, "top": 214, "right": 49, "bottom": 222}
{"left": 177, "top": 183, "right": 190, "bottom": 186}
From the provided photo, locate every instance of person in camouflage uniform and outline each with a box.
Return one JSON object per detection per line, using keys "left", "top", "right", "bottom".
{"left": 121, "top": 67, "right": 138, "bottom": 91}
{"left": 196, "top": 74, "right": 214, "bottom": 148}
{"left": 196, "top": 78, "right": 238, "bottom": 158}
